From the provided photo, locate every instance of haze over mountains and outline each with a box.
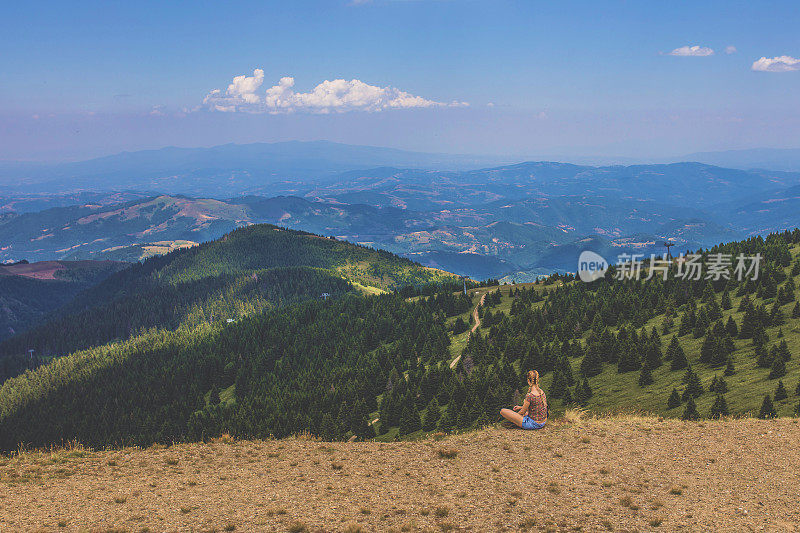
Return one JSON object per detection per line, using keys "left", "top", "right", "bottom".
{"left": 680, "top": 148, "right": 800, "bottom": 173}
{"left": 3, "top": 141, "right": 800, "bottom": 280}
{"left": 0, "top": 141, "right": 515, "bottom": 197}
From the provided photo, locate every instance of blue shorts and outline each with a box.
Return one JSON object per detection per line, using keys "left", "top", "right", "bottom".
{"left": 521, "top": 416, "right": 545, "bottom": 430}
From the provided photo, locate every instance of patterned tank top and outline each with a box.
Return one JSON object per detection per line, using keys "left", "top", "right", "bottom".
{"left": 525, "top": 390, "right": 547, "bottom": 421}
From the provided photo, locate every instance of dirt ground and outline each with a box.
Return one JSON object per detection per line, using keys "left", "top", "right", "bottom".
{"left": 2, "top": 417, "right": 800, "bottom": 532}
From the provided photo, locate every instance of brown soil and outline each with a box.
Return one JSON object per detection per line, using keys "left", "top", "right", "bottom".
{"left": 450, "top": 293, "right": 485, "bottom": 370}
{"left": 1, "top": 417, "right": 799, "bottom": 532}
{"left": 471, "top": 293, "right": 486, "bottom": 334}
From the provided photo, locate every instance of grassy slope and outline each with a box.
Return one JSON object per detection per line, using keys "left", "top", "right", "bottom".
{"left": 440, "top": 248, "right": 800, "bottom": 419}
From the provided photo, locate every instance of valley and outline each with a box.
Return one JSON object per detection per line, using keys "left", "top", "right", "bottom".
{"left": 4, "top": 152, "right": 800, "bottom": 280}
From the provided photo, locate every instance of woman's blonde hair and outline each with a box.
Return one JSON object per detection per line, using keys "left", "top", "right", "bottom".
{"left": 527, "top": 370, "right": 540, "bottom": 391}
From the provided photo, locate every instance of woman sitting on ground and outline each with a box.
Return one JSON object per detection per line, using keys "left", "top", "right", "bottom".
{"left": 500, "top": 370, "right": 547, "bottom": 430}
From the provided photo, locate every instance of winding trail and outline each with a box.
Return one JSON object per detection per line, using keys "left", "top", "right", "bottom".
{"left": 471, "top": 292, "right": 486, "bottom": 334}
{"left": 450, "top": 292, "right": 486, "bottom": 370}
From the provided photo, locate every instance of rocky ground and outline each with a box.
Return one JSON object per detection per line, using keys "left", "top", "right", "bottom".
{"left": 2, "top": 416, "right": 799, "bottom": 532}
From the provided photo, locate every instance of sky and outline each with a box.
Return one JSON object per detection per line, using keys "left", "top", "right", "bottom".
{"left": 1, "top": 0, "right": 798, "bottom": 161}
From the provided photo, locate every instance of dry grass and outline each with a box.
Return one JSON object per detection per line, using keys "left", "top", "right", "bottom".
{"left": 1, "top": 418, "right": 800, "bottom": 531}
{"left": 436, "top": 448, "right": 458, "bottom": 459}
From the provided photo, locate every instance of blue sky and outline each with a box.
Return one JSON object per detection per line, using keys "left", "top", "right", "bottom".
{"left": 1, "top": 0, "right": 798, "bottom": 161}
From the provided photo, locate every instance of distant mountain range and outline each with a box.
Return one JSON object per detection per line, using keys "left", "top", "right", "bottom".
{"left": 4, "top": 141, "right": 800, "bottom": 197}
{"left": 0, "top": 179, "right": 795, "bottom": 280}
{"left": 0, "top": 141, "right": 515, "bottom": 196}
{"left": 679, "top": 148, "right": 800, "bottom": 172}
{"left": 3, "top": 142, "right": 800, "bottom": 279}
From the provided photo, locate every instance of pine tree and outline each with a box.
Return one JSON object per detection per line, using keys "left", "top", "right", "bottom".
{"left": 723, "top": 355, "right": 736, "bottom": 376}
{"left": 777, "top": 340, "right": 792, "bottom": 362}
{"left": 644, "top": 341, "right": 663, "bottom": 369}
{"left": 713, "top": 375, "right": 728, "bottom": 394}
{"left": 574, "top": 380, "right": 588, "bottom": 406}
{"left": 775, "top": 380, "right": 789, "bottom": 402}
{"left": 678, "top": 310, "right": 693, "bottom": 336}
{"left": 682, "top": 397, "right": 700, "bottom": 420}
{"left": 669, "top": 337, "right": 688, "bottom": 371}
{"left": 209, "top": 385, "right": 221, "bottom": 406}
{"left": 709, "top": 393, "right": 729, "bottom": 418}
{"left": 707, "top": 297, "right": 722, "bottom": 321}
{"left": 423, "top": 397, "right": 441, "bottom": 431}
{"left": 792, "top": 302, "right": 800, "bottom": 319}
{"left": 549, "top": 370, "right": 566, "bottom": 399}
{"left": 579, "top": 378, "right": 593, "bottom": 400}
{"left": 350, "top": 400, "right": 374, "bottom": 439}
{"left": 796, "top": 379, "right": 800, "bottom": 397}
{"left": 617, "top": 343, "right": 640, "bottom": 373}
{"left": 320, "top": 413, "right": 339, "bottom": 441}
{"left": 770, "top": 301, "right": 785, "bottom": 326}
{"left": 700, "top": 334, "right": 715, "bottom": 365}
{"left": 752, "top": 325, "right": 769, "bottom": 347}
{"left": 451, "top": 317, "right": 468, "bottom": 334}
{"left": 758, "top": 394, "right": 777, "bottom": 419}
{"left": 721, "top": 290, "right": 732, "bottom": 310}
{"left": 579, "top": 346, "right": 603, "bottom": 377}
{"left": 725, "top": 316, "right": 738, "bottom": 337}
{"left": 755, "top": 344, "right": 772, "bottom": 368}
{"left": 667, "top": 388, "right": 682, "bottom": 409}
{"left": 437, "top": 403, "right": 456, "bottom": 432}
{"left": 562, "top": 386, "right": 574, "bottom": 405}
{"left": 456, "top": 403, "right": 472, "bottom": 429}
{"left": 638, "top": 363, "right": 654, "bottom": 387}
{"left": 769, "top": 356, "right": 787, "bottom": 379}
{"left": 398, "top": 405, "right": 421, "bottom": 436}
{"left": 739, "top": 304, "right": 758, "bottom": 338}
{"left": 682, "top": 368, "right": 704, "bottom": 400}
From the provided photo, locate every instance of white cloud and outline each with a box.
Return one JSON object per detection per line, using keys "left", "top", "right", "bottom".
{"left": 725, "top": 45, "right": 737, "bottom": 55}
{"left": 204, "top": 70, "right": 465, "bottom": 113}
{"left": 751, "top": 55, "right": 800, "bottom": 72}
{"left": 666, "top": 45, "right": 715, "bottom": 57}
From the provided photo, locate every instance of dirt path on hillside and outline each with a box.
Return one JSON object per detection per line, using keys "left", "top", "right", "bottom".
{"left": 4, "top": 418, "right": 798, "bottom": 532}
{"left": 471, "top": 292, "right": 486, "bottom": 334}
{"left": 450, "top": 292, "right": 486, "bottom": 370}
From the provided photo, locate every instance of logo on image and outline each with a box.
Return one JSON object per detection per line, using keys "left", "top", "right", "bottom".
{"left": 577, "top": 250, "right": 608, "bottom": 283}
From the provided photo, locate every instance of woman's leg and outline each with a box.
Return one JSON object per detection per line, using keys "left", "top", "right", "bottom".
{"left": 500, "top": 408, "right": 524, "bottom": 427}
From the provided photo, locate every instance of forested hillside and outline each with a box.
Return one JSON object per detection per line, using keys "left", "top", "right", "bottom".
{"left": 0, "top": 261, "right": 126, "bottom": 342}
{"left": 2, "top": 229, "right": 799, "bottom": 451}
{"left": 0, "top": 224, "right": 457, "bottom": 383}
{"left": 0, "top": 293, "right": 459, "bottom": 450}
